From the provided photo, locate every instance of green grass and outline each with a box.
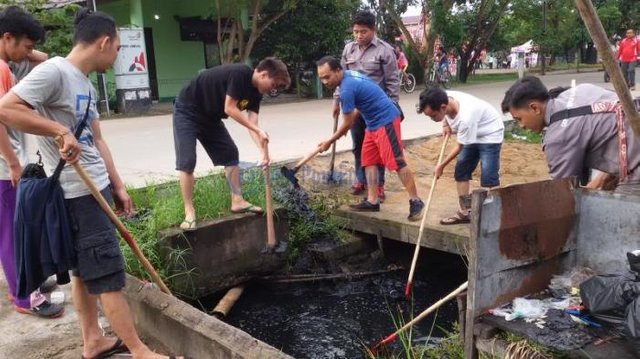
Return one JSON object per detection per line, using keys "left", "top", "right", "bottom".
{"left": 461, "top": 73, "right": 520, "bottom": 86}
{"left": 118, "top": 167, "right": 346, "bottom": 288}
{"left": 504, "top": 126, "right": 543, "bottom": 144}
{"left": 120, "top": 169, "right": 265, "bottom": 285}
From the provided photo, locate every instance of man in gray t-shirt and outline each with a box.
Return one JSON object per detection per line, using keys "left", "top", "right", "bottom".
{"left": 0, "top": 9, "right": 173, "bottom": 359}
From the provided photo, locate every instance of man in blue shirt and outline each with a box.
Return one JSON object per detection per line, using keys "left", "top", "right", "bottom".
{"left": 316, "top": 56, "right": 424, "bottom": 221}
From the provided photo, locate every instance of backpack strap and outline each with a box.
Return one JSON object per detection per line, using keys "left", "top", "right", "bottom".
{"left": 51, "top": 93, "right": 92, "bottom": 181}
{"left": 549, "top": 105, "right": 594, "bottom": 126}
{"left": 549, "top": 100, "right": 631, "bottom": 182}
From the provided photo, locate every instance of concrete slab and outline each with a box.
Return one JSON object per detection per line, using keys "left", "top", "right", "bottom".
{"left": 158, "top": 209, "right": 289, "bottom": 297}
{"left": 295, "top": 133, "right": 550, "bottom": 255}
{"left": 124, "top": 276, "right": 293, "bottom": 359}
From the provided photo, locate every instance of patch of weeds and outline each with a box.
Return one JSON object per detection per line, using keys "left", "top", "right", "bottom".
{"left": 504, "top": 126, "right": 542, "bottom": 144}
{"left": 271, "top": 176, "right": 350, "bottom": 265}
{"left": 120, "top": 168, "right": 267, "bottom": 286}
{"left": 499, "top": 332, "right": 569, "bottom": 359}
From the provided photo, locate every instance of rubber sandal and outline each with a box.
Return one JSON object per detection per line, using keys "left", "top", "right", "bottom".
{"left": 230, "top": 205, "right": 264, "bottom": 214}
{"left": 439, "top": 211, "right": 470, "bottom": 225}
{"left": 80, "top": 338, "right": 129, "bottom": 359}
{"left": 179, "top": 219, "right": 197, "bottom": 231}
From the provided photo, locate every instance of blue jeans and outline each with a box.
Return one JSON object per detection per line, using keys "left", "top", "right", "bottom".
{"left": 454, "top": 143, "right": 501, "bottom": 187}
{"left": 351, "top": 116, "right": 384, "bottom": 186}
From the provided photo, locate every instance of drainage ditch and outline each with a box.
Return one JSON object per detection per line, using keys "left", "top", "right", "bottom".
{"left": 191, "top": 239, "right": 467, "bottom": 358}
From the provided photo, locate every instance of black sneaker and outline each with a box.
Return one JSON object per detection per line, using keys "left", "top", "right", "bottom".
{"left": 39, "top": 276, "right": 57, "bottom": 294}
{"left": 349, "top": 199, "right": 380, "bottom": 212}
{"left": 15, "top": 300, "right": 64, "bottom": 318}
{"left": 407, "top": 199, "right": 425, "bottom": 221}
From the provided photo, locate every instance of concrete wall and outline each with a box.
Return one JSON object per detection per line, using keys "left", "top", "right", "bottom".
{"left": 158, "top": 209, "right": 288, "bottom": 297}
{"left": 575, "top": 190, "right": 640, "bottom": 273}
{"left": 124, "top": 275, "right": 293, "bottom": 359}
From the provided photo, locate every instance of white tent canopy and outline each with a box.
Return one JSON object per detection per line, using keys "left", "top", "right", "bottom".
{"left": 511, "top": 40, "right": 534, "bottom": 53}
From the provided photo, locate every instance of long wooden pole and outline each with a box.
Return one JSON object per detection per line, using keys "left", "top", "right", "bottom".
{"left": 574, "top": 0, "right": 640, "bottom": 138}
{"left": 405, "top": 135, "right": 450, "bottom": 298}
{"left": 72, "top": 162, "right": 172, "bottom": 295}
{"left": 373, "top": 281, "right": 468, "bottom": 350}
{"left": 328, "top": 114, "right": 339, "bottom": 179}
{"left": 263, "top": 145, "right": 278, "bottom": 250}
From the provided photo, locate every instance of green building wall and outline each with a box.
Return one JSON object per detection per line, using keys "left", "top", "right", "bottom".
{"left": 99, "top": 0, "right": 219, "bottom": 101}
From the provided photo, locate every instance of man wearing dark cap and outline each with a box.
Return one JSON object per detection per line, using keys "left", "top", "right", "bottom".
{"left": 416, "top": 87, "right": 503, "bottom": 225}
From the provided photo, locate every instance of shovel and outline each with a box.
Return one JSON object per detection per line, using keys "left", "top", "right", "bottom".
{"left": 280, "top": 146, "right": 324, "bottom": 188}
{"left": 326, "top": 114, "right": 339, "bottom": 183}
{"left": 263, "top": 144, "right": 286, "bottom": 254}
{"left": 404, "top": 134, "right": 450, "bottom": 299}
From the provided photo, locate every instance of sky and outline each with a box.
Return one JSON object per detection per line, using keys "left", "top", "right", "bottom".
{"left": 404, "top": 5, "right": 422, "bottom": 16}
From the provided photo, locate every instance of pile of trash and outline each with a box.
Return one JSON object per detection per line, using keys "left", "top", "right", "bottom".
{"left": 489, "top": 252, "right": 640, "bottom": 354}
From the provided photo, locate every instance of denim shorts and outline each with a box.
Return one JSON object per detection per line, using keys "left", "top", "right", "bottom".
{"left": 67, "top": 189, "right": 126, "bottom": 295}
{"left": 173, "top": 99, "right": 239, "bottom": 173}
{"left": 454, "top": 143, "right": 501, "bottom": 187}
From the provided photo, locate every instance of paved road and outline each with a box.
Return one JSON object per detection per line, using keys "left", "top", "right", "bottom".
{"left": 57, "top": 71, "right": 616, "bottom": 187}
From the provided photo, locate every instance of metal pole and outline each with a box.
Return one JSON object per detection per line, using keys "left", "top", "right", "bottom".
{"left": 87, "top": 0, "right": 111, "bottom": 116}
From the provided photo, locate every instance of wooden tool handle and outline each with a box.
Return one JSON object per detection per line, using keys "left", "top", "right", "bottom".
{"left": 263, "top": 145, "right": 277, "bottom": 249}
{"left": 56, "top": 137, "right": 171, "bottom": 295}
{"left": 294, "top": 146, "right": 324, "bottom": 172}
{"left": 72, "top": 162, "right": 172, "bottom": 295}
{"left": 328, "top": 114, "right": 339, "bottom": 172}
{"left": 406, "top": 135, "right": 450, "bottom": 297}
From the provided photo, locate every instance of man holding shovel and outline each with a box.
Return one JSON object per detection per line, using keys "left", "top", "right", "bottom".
{"left": 0, "top": 8, "right": 183, "bottom": 359}
{"left": 417, "top": 87, "right": 504, "bottom": 225}
{"left": 172, "top": 57, "right": 290, "bottom": 230}
{"left": 316, "top": 56, "right": 424, "bottom": 221}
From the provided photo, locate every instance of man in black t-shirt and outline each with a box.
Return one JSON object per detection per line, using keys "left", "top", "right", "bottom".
{"left": 173, "top": 57, "right": 290, "bottom": 230}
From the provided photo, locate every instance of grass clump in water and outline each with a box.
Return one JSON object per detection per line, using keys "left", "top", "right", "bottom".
{"left": 118, "top": 167, "right": 347, "bottom": 285}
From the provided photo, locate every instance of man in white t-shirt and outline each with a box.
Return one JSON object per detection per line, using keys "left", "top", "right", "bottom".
{"left": 417, "top": 87, "right": 504, "bottom": 225}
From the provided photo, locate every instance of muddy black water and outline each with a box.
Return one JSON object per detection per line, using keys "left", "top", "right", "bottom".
{"left": 198, "top": 242, "right": 467, "bottom": 359}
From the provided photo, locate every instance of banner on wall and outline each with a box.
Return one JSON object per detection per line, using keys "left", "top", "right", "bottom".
{"left": 114, "top": 28, "right": 150, "bottom": 90}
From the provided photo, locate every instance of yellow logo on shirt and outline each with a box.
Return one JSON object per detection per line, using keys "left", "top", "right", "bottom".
{"left": 238, "top": 99, "right": 249, "bottom": 110}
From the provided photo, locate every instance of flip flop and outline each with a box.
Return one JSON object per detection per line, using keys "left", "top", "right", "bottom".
{"left": 179, "top": 219, "right": 197, "bottom": 231}
{"left": 81, "top": 338, "right": 128, "bottom": 359}
{"left": 230, "top": 205, "right": 264, "bottom": 214}
{"left": 439, "top": 211, "right": 471, "bottom": 225}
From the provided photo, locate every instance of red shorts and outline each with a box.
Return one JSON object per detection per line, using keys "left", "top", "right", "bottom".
{"left": 361, "top": 118, "right": 406, "bottom": 171}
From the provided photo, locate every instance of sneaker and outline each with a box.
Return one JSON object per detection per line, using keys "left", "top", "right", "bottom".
{"left": 349, "top": 199, "right": 380, "bottom": 212}
{"left": 407, "top": 199, "right": 425, "bottom": 221}
{"left": 15, "top": 300, "right": 64, "bottom": 318}
{"left": 377, "top": 185, "right": 386, "bottom": 202}
{"left": 351, "top": 182, "right": 366, "bottom": 196}
{"left": 39, "top": 276, "right": 57, "bottom": 294}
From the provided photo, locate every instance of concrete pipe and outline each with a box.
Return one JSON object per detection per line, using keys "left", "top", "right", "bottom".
{"left": 211, "top": 285, "right": 246, "bottom": 319}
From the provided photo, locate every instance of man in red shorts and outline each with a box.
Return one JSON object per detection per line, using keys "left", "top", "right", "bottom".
{"left": 316, "top": 56, "right": 424, "bottom": 221}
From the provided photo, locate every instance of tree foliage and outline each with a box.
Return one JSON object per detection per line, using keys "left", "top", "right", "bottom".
{"left": 252, "top": 0, "right": 358, "bottom": 65}
{"left": 0, "top": 0, "right": 80, "bottom": 57}
{"left": 210, "top": 0, "right": 298, "bottom": 64}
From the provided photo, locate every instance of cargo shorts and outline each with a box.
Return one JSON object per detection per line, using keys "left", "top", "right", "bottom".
{"left": 67, "top": 188, "right": 126, "bottom": 295}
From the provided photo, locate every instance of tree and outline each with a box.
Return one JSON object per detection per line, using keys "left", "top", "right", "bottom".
{"left": 0, "top": 0, "right": 80, "bottom": 57}
{"left": 252, "top": 0, "right": 357, "bottom": 65}
{"left": 212, "top": 0, "right": 298, "bottom": 64}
